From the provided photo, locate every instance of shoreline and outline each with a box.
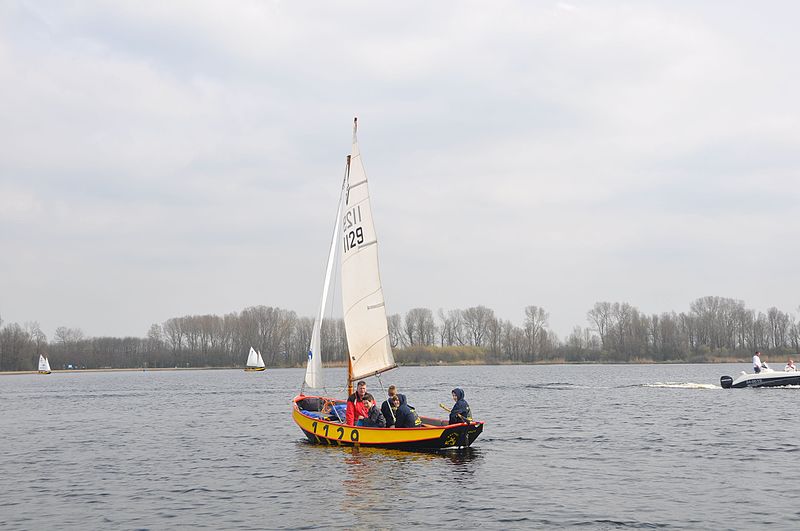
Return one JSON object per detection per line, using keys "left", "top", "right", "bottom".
{"left": 0, "top": 359, "right": 752, "bottom": 376}
{"left": 0, "top": 367, "right": 236, "bottom": 376}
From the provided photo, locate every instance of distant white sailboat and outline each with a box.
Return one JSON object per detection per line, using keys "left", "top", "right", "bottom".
{"left": 244, "top": 346, "right": 266, "bottom": 372}
{"left": 38, "top": 354, "right": 51, "bottom": 374}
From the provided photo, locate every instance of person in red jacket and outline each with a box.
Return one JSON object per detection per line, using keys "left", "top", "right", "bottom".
{"left": 345, "top": 380, "right": 369, "bottom": 425}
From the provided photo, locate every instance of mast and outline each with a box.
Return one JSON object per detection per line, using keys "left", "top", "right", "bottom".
{"left": 345, "top": 151, "right": 354, "bottom": 397}
{"left": 347, "top": 358, "right": 353, "bottom": 396}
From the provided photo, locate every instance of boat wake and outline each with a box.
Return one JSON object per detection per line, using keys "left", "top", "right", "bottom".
{"left": 525, "top": 382, "right": 601, "bottom": 390}
{"left": 641, "top": 382, "right": 718, "bottom": 389}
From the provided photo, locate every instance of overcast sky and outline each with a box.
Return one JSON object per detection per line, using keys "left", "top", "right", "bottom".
{"left": 1, "top": 1, "right": 799, "bottom": 340}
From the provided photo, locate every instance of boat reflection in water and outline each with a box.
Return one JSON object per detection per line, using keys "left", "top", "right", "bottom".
{"left": 340, "top": 445, "right": 484, "bottom": 518}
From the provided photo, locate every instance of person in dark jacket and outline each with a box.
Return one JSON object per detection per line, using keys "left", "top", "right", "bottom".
{"left": 448, "top": 388, "right": 472, "bottom": 425}
{"left": 380, "top": 385, "right": 408, "bottom": 428}
{"left": 359, "top": 393, "right": 386, "bottom": 427}
{"left": 388, "top": 394, "right": 421, "bottom": 428}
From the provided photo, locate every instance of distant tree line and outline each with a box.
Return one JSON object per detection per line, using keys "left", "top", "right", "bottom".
{"left": 1, "top": 296, "right": 799, "bottom": 372}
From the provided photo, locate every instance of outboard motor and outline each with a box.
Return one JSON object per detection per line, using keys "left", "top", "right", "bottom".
{"left": 720, "top": 375, "right": 733, "bottom": 389}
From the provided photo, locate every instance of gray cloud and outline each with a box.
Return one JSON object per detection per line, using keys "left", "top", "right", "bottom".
{"left": 1, "top": 1, "right": 799, "bottom": 339}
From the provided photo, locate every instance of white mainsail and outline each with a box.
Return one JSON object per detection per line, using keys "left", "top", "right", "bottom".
{"left": 246, "top": 347, "right": 259, "bottom": 368}
{"left": 304, "top": 191, "right": 344, "bottom": 390}
{"left": 256, "top": 350, "right": 266, "bottom": 369}
{"left": 340, "top": 119, "right": 396, "bottom": 381}
{"left": 38, "top": 354, "right": 51, "bottom": 373}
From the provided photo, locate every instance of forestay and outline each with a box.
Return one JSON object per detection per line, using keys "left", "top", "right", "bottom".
{"left": 304, "top": 194, "right": 344, "bottom": 390}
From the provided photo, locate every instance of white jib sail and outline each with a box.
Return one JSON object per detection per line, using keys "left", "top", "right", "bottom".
{"left": 340, "top": 119, "right": 396, "bottom": 381}
{"left": 304, "top": 192, "right": 344, "bottom": 390}
{"left": 246, "top": 347, "right": 259, "bottom": 367}
{"left": 39, "top": 354, "right": 50, "bottom": 372}
{"left": 256, "top": 350, "right": 265, "bottom": 368}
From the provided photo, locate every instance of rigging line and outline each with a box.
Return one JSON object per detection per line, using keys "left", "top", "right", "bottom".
{"left": 327, "top": 262, "right": 341, "bottom": 379}
{"left": 332, "top": 400, "right": 345, "bottom": 423}
{"left": 344, "top": 155, "right": 352, "bottom": 205}
{"left": 325, "top": 158, "right": 349, "bottom": 389}
{"left": 350, "top": 365, "right": 397, "bottom": 382}
{"left": 300, "top": 157, "right": 348, "bottom": 396}
{"left": 375, "top": 374, "right": 396, "bottom": 424}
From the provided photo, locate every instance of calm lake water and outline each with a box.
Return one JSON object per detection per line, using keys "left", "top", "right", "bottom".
{"left": 2, "top": 364, "right": 799, "bottom": 530}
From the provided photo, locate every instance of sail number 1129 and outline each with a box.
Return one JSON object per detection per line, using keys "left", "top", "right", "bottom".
{"left": 342, "top": 205, "right": 364, "bottom": 253}
{"left": 344, "top": 227, "right": 364, "bottom": 252}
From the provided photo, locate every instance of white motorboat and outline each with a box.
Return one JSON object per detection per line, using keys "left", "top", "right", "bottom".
{"left": 720, "top": 368, "right": 800, "bottom": 388}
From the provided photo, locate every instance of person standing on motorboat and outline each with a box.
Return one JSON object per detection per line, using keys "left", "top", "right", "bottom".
{"left": 785, "top": 358, "right": 796, "bottom": 372}
{"left": 753, "top": 351, "right": 769, "bottom": 373}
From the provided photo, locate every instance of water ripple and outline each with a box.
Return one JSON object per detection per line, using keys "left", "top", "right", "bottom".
{"left": 3, "top": 365, "right": 800, "bottom": 529}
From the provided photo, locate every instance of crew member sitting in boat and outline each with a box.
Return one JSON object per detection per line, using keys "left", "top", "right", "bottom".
{"left": 345, "top": 380, "right": 369, "bottom": 426}
{"left": 388, "top": 394, "right": 422, "bottom": 428}
{"left": 381, "top": 385, "right": 407, "bottom": 428}
{"left": 359, "top": 394, "right": 386, "bottom": 427}
{"left": 753, "top": 351, "right": 769, "bottom": 373}
{"left": 449, "top": 388, "right": 473, "bottom": 425}
{"left": 785, "top": 358, "right": 796, "bottom": 372}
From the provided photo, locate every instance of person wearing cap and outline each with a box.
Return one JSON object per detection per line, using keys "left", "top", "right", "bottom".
{"left": 753, "top": 351, "right": 769, "bottom": 373}
{"left": 785, "top": 358, "right": 796, "bottom": 372}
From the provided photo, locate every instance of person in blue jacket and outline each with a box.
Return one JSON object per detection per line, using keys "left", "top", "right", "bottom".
{"left": 388, "top": 394, "right": 421, "bottom": 428}
{"left": 449, "top": 388, "right": 472, "bottom": 425}
{"left": 380, "top": 385, "right": 408, "bottom": 428}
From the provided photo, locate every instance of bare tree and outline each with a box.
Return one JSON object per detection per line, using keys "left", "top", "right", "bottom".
{"left": 462, "top": 306, "right": 494, "bottom": 347}
{"left": 437, "top": 309, "right": 464, "bottom": 347}
{"left": 404, "top": 308, "right": 436, "bottom": 346}
{"left": 523, "top": 305, "right": 549, "bottom": 361}
{"left": 54, "top": 326, "right": 85, "bottom": 345}
{"left": 387, "top": 314, "right": 404, "bottom": 348}
{"left": 25, "top": 322, "right": 47, "bottom": 354}
{"left": 767, "top": 307, "right": 790, "bottom": 349}
{"left": 587, "top": 302, "right": 612, "bottom": 350}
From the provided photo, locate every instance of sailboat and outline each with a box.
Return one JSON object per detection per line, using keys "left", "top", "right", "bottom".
{"left": 244, "top": 346, "right": 266, "bottom": 372}
{"left": 291, "top": 118, "right": 483, "bottom": 450}
{"left": 38, "top": 354, "right": 51, "bottom": 374}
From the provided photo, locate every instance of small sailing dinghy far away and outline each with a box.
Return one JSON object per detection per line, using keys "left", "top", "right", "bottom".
{"left": 291, "top": 119, "right": 484, "bottom": 450}
{"left": 38, "top": 354, "right": 51, "bottom": 374}
{"left": 244, "top": 347, "right": 266, "bottom": 372}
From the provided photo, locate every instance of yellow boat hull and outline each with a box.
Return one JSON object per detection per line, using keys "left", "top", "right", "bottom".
{"left": 244, "top": 367, "right": 266, "bottom": 372}
{"left": 292, "top": 395, "right": 483, "bottom": 450}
